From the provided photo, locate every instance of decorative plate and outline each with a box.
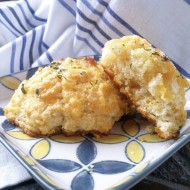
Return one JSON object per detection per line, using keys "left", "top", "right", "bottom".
{"left": 0, "top": 55, "right": 190, "bottom": 190}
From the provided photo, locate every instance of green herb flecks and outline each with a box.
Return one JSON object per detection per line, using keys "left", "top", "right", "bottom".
{"left": 21, "top": 84, "right": 27, "bottom": 94}
{"left": 56, "top": 74, "right": 62, "bottom": 79}
{"left": 60, "top": 69, "right": 67, "bottom": 72}
{"left": 152, "top": 51, "right": 159, "bottom": 56}
{"left": 49, "top": 62, "right": 62, "bottom": 70}
{"left": 85, "top": 165, "right": 94, "bottom": 174}
{"left": 90, "top": 80, "right": 98, "bottom": 86}
{"left": 177, "top": 73, "right": 183, "bottom": 78}
{"left": 162, "top": 55, "right": 170, "bottom": 61}
{"left": 80, "top": 71, "right": 86, "bottom": 75}
{"left": 72, "top": 67, "right": 82, "bottom": 69}
{"left": 84, "top": 169, "right": 93, "bottom": 174}
{"left": 62, "top": 76, "right": 68, "bottom": 80}
{"left": 51, "top": 61, "right": 61, "bottom": 65}
{"left": 35, "top": 89, "right": 39, "bottom": 95}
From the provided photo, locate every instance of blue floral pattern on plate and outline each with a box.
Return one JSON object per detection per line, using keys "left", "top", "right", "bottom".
{"left": 0, "top": 55, "right": 190, "bottom": 190}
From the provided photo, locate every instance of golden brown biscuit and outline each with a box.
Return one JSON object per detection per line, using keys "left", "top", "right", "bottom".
{"left": 100, "top": 35, "right": 189, "bottom": 139}
{"left": 4, "top": 57, "right": 130, "bottom": 137}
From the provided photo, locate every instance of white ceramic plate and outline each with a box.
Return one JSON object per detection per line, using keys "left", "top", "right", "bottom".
{"left": 0, "top": 55, "right": 190, "bottom": 190}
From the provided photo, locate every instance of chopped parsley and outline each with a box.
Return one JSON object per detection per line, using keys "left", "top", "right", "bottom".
{"left": 56, "top": 74, "right": 62, "bottom": 79}
{"left": 177, "top": 73, "right": 183, "bottom": 78}
{"left": 90, "top": 80, "right": 98, "bottom": 86}
{"left": 85, "top": 165, "right": 94, "bottom": 174}
{"left": 152, "top": 51, "right": 159, "bottom": 56}
{"left": 80, "top": 71, "right": 86, "bottom": 75}
{"left": 72, "top": 67, "right": 82, "bottom": 69}
{"left": 162, "top": 55, "right": 170, "bottom": 61}
{"left": 49, "top": 62, "right": 62, "bottom": 70}
{"left": 62, "top": 76, "right": 68, "bottom": 80}
{"left": 35, "top": 89, "right": 39, "bottom": 95}
{"left": 51, "top": 61, "right": 61, "bottom": 65}
{"left": 85, "top": 169, "right": 93, "bottom": 174}
{"left": 21, "top": 84, "right": 27, "bottom": 94}
{"left": 60, "top": 69, "right": 67, "bottom": 72}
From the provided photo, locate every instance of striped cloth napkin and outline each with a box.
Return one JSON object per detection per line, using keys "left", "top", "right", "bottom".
{"left": 0, "top": 0, "right": 190, "bottom": 188}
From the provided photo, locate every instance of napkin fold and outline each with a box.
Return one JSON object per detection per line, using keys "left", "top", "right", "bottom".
{"left": 0, "top": 0, "right": 190, "bottom": 188}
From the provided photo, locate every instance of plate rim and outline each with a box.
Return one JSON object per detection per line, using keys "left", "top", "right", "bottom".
{"left": 0, "top": 54, "right": 190, "bottom": 190}
{"left": 0, "top": 133, "right": 61, "bottom": 190}
{"left": 1, "top": 124, "right": 190, "bottom": 190}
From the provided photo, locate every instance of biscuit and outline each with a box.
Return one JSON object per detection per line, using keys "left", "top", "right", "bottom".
{"left": 100, "top": 35, "right": 189, "bottom": 139}
{"left": 4, "top": 57, "right": 131, "bottom": 137}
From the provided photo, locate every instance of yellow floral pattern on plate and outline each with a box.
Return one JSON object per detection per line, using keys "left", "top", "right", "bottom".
{"left": 30, "top": 139, "right": 50, "bottom": 159}
{"left": 122, "top": 119, "right": 140, "bottom": 137}
{"left": 126, "top": 141, "right": 144, "bottom": 164}
{"left": 50, "top": 134, "right": 85, "bottom": 143}
{"left": 0, "top": 76, "right": 21, "bottom": 90}
{"left": 137, "top": 133, "right": 167, "bottom": 143}
{"left": 7, "top": 131, "right": 35, "bottom": 140}
{"left": 93, "top": 134, "right": 128, "bottom": 143}
{"left": 0, "top": 55, "right": 190, "bottom": 190}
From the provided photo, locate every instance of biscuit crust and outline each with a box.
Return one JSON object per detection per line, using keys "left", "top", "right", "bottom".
{"left": 100, "top": 35, "right": 189, "bottom": 139}
{"left": 4, "top": 57, "right": 130, "bottom": 137}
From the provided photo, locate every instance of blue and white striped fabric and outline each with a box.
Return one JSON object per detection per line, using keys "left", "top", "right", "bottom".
{"left": 0, "top": 0, "right": 190, "bottom": 188}
{"left": 0, "top": 0, "right": 190, "bottom": 77}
